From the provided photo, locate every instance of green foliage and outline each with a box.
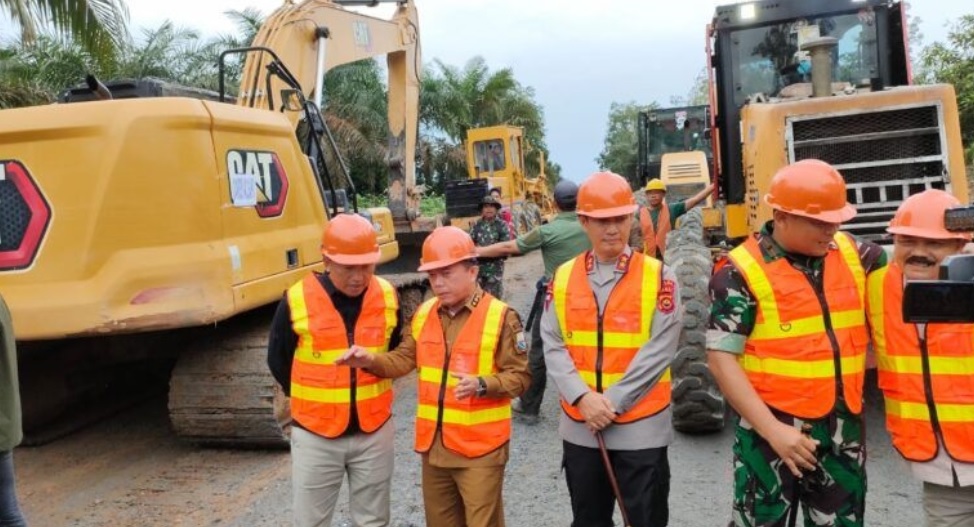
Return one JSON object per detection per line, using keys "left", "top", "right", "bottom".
{"left": 0, "top": 0, "right": 129, "bottom": 59}
{"left": 359, "top": 193, "right": 445, "bottom": 216}
{"left": 596, "top": 101, "right": 659, "bottom": 186}
{"left": 420, "top": 56, "right": 551, "bottom": 193}
{"left": 920, "top": 14, "right": 974, "bottom": 163}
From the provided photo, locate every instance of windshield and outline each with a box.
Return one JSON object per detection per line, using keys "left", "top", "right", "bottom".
{"left": 473, "top": 139, "right": 506, "bottom": 172}
{"left": 730, "top": 10, "right": 879, "bottom": 102}
{"left": 648, "top": 109, "right": 712, "bottom": 161}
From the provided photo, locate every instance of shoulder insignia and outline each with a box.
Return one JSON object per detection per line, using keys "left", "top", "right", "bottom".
{"left": 515, "top": 331, "right": 528, "bottom": 354}
{"left": 616, "top": 251, "right": 631, "bottom": 272}
{"left": 584, "top": 251, "right": 595, "bottom": 273}
{"left": 544, "top": 280, "right": 554, "bottom": 311}
{"left": 657, "top": 279, "right": 676, "bottom": 314}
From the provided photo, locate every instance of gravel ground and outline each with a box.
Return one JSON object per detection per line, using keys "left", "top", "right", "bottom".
{"left": 16, "top": 250, "right": 923, "bottom": 526}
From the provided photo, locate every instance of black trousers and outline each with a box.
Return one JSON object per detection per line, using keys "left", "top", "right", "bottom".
{"left": 563, "top": 441, "right": 670, "bottom": 527}
{"left": 519, "top": 278, "right": 547, "bottom": 415}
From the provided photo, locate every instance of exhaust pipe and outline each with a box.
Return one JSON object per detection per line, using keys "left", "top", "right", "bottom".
{"left": 800, "top": 36, "right": 838, "bottom": 98}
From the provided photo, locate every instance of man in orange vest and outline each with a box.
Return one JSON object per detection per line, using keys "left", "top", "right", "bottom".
{"left": 630, "top": 177, "right": 713, "bottom": 260}
{"left": 707, "top": 160, "right": 887, "bottom": 527}
{"left": 866, "top": 189, "right": 974, "bottom": 527}
{"left": 267, "top": 213, "right": 403, "bottom": 527}
{"left": 543, "top": 171, "right": 681, "bottom": 526}
{"left": 338, "top": 226, "right": 530, "bottom": 527}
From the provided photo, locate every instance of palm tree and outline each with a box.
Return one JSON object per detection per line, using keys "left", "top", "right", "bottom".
{"left": 420, "top": 56, "right": 552, "bottom": 189}
{"left": 1, "top": 0, "right": 129, "bottom": 58}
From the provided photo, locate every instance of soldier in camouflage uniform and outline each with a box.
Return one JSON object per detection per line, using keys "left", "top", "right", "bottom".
{"left": 707, "top": 161, "right": 887, "bottom": 527}
{"left": 470, "top": 195, "right": 510, "bottom": 299}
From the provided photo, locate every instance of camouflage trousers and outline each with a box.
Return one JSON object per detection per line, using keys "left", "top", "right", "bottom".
{"left": 731, "top": 405, "right": 866, "bottom": 527}
{"left": 478, "top": 274, "right": 504, "bottom": 300}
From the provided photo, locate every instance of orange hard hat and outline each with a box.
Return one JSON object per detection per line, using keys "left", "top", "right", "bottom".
{"left": 577, "top": 171, "right": 638, "bottom": 218}
{"left": 764, "top": 159, "right": 856, "bottom": 223}
{"left": 887, "top": 189, "right": 972, "bottom": 241}
{"left": 418, "top": 226, "right": 478, "bottom": 272}
{"left": 321, "top": 213, "right": 381, "bottom": 265}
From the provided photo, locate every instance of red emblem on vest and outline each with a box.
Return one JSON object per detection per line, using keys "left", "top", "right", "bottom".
{"left": 658, "top": 279, "right": 676, "bottom": 314}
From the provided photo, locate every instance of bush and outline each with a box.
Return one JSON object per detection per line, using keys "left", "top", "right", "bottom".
{"left": 357, "top": 193, "right": 445, "bottom": 216}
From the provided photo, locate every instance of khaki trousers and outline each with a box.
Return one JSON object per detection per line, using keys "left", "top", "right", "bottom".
{"left": 923, "top": 482, "right": 974, "bottom": 527}
{"left": 291, "top": 421, "right": 395, "bottom": 527}
{"left": 421, "top": 455, "right": 506, "bottom": 527}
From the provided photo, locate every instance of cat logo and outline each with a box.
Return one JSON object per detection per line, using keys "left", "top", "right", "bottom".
{"left": 226, "top": 149, "right": 289, "bottom": 218}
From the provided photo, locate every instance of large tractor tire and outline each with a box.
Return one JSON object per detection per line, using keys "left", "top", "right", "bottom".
{"left": 664, "top": 208, "right": 726, "bottom": 433}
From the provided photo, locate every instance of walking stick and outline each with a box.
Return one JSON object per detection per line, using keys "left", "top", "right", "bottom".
{"left": 596, "top": 431, "right": 632, "bottom": 527}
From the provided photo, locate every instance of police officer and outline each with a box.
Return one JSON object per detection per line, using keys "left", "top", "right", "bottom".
{"left": 707, "top": 160, "right": 887, "bottom": 527}
{"left": 631, "top": 178, "right": 713, "bottom": 260}
{"left": 267, "top": 213, "right": 402, "bottom": 527}
{"left": 339, "top": 226, "right": 530, "bottom": 527}
{"left": 470, "top": 195, "right": 511, "bottom": 299}
{"left": 866, "top": 190, "right": 974, "bottom": 527}
{"left": 543, "top": 171, "right": 680, "bottom": 526}
{"left": 475, "top": 180, "right": 591, "bottom": 424}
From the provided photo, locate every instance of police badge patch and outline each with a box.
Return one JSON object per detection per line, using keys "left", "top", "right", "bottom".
{"left": 658, "top": 279, "right": 676, "bottom": 314}
{"left": 515, "top": 331, "right": 528, "bottom": 354}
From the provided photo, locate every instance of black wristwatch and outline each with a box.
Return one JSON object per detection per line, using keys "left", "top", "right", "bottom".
{"left": 475, "top": 376, "right": 487, "bottom": 397}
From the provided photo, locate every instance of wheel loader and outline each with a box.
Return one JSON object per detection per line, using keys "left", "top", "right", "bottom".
{"left": 0, "top": 0, "right": 431, "bottom": 447}
{"left": 661, "top": 0, "right": 970, "bottom": 433}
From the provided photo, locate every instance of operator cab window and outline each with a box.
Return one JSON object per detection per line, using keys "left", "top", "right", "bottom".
{"left": 731, "top": 10, "right": 880, "bottom": 102}
{"left": 474, "top": 140, "right": 506, "bottom": 172}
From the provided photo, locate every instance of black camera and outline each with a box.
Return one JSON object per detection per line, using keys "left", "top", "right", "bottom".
{"left": 902, "top": 206, "right": 974, "bottom": 323}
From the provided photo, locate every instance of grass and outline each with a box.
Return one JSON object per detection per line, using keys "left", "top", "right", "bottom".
{"left": 358, "top": 193, "right": 446, "bottom": 216}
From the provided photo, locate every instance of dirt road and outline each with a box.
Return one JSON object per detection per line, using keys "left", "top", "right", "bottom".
{"left": 14, "top": 251, "right": 922, "bottom": 526}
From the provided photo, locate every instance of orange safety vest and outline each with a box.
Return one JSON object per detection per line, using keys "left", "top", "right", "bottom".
{"left": 552, "top": 251, "right": 671, "bottom": 423}
{"left": 287, "top": 274, "right": 399, "bottom": 438}
{"left": 412, "top": 294, "right": 511, "bottom": 457}
{"left": 639, "top": 205, "right": 670, "bottom": 257}
{"left": 729, "top": 233, "right": 869, "bottom": 418}
{"left": 867, "top": 264, "right": 974, "bottom": 462}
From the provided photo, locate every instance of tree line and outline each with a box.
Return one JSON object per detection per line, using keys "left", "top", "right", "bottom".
{"left": 0, "top": 1, "right": 558, "bottom": 198}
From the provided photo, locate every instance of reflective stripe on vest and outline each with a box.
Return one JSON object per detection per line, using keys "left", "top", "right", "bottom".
{"left": 867, "top": 264, "right": 974, "bottom": 462}
{"left": 553, "top": 251, "right": 671, "bottom": 423}
{"left": 639, "top": 205, "right": 671, "bottom": 257}
{"left": 730, "top": 233, "right": 868, "bottom": 418}
{"left": 412, "top": 294, "right": 511, "bottom": 457}
{"left": 288, "top": 274, "right": 398, "bottom": 438}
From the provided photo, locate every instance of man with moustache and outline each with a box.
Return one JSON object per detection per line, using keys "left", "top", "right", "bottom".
{"left": 866, "top": 189, "right": 974, "bottom": 527}
{"left": 267, "top": 213, "right": 402, "bottom": 527}
{"left": 338, "top": 226, "right": 530, "bottom": 527}
{"left": 707, "top": 160, "right": 887, "bottom": 527}
{"left": 542, "top": 171, "right": 681, "bottom": 526}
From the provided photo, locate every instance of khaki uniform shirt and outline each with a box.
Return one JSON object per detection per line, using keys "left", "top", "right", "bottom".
{"left": 369, "top": 288, "right": 530, "bottom": 467}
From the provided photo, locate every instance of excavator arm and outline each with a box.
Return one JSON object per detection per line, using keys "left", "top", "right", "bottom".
{"left": 236, "top": 0, "right": 421, "bottom": 228}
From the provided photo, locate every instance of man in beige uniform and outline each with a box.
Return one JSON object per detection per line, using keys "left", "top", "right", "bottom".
{"left": 340, "top": 226, "right": 530, "bottom": 527}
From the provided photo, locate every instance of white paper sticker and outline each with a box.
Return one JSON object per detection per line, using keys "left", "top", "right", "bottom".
{"left": 230, "top": 172, "right": 257, "bottom": 207}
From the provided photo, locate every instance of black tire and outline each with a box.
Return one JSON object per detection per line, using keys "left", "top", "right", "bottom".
{"left": 664, "top": 208, "right": 726, "bottom": 433}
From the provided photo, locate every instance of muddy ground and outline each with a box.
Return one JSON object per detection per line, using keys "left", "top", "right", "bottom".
{"left": 14, "top": 251, "right": 922, "bottom": 526}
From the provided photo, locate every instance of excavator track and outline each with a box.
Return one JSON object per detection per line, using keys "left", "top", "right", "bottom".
{"left": 168, "top": 274, "right": 429, "bottom": 448}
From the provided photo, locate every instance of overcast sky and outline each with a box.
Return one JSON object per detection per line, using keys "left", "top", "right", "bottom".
{"left": 5, "top": 0, "right": 972, "bottom": 181}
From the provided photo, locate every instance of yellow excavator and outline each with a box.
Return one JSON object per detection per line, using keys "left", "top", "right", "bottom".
{"left": 0, "top": 0, "right": 427, "bottom": 447}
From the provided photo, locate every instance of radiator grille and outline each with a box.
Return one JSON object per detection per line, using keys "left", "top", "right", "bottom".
{"left": 788, "top": 105, "right": 949, "bottom": 242}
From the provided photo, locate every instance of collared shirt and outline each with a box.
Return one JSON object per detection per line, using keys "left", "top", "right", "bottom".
{"left": 541, "top": 246, "right": 681, "bottom": 450}
{"left": 707, "top": 221, "right": 887, "bottom": 355}
{"left": 266, "top": 273, "right": 403, "bottom": 435}
{"left": 368, "top": 288, "right": 530, "bottom": 467}
{"left": 515, "top": 211, "right": 591, "bottom": 279}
